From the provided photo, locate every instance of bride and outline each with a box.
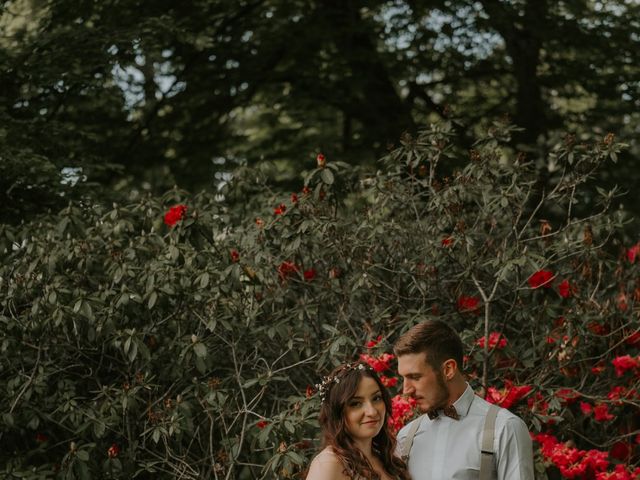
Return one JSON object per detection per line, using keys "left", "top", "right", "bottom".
{"left": 306, "top": 362, "right": 410, "bottom": 480}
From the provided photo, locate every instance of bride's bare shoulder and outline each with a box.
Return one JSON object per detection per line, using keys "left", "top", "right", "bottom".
{"left": 305, "top": 448, "right": 348, "bottom": 480}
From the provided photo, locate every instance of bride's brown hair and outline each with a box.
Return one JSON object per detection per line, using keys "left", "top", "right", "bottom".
{"left": 317, "top": 362, "right": 410, "bottom": 480}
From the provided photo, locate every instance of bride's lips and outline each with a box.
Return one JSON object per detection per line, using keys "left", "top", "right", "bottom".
{"left": 362, "top": 420, "right": 380, "bottom": 425}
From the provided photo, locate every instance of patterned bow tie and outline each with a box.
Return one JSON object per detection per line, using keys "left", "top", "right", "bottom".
{"left": 427, "top": 405, "right": 459, "bottom": 421}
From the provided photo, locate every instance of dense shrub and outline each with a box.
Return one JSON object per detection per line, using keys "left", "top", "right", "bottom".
{"left": 1, "top": 122, "right": 638, "bottom": 479}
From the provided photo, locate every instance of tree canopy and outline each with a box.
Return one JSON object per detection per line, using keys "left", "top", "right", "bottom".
{"left": 1, "top": 0, "right": 640, "bottom": 223}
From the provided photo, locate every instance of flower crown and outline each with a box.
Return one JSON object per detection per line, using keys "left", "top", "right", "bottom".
{"left": 315, "top": 362, "right": 374, "bottom": 404}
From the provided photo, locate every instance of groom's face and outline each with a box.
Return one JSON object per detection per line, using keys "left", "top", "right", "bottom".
{"left": 398, "top": 352, "right": 449, "bottom": 412}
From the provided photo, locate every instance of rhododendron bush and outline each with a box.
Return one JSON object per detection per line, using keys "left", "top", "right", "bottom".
{"left": 1, "top": 122, "right": 638, "bottom": 479}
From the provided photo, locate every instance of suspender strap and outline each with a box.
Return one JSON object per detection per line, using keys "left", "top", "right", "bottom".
{"left": 401, "top": 415, "right": 424, "bottom": 462}
{"left": 479, "top": 404, "right": 499, "bottom": 480}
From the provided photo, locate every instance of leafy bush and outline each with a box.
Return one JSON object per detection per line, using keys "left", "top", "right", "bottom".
{"left": 1, "top": 122, "right": 638, "bottom": 479}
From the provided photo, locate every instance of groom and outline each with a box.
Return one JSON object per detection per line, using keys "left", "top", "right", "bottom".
{"left": 394, "top": 320, "right": 534, "bottom": 480}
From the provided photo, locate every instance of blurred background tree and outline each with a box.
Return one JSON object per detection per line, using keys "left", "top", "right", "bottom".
{"left": 1, "top": 0, "right": 639, "bottom": 223}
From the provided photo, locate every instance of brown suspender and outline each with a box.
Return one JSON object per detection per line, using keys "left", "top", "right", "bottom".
{"left": 400, "top": 404, "right": 499, "bottom": 479}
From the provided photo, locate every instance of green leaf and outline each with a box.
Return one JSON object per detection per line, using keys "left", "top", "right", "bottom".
{"left": 193, "top": 342, "right": 207, "bottom": 358}
{"left": 147, "top": 291, "right": 157, "bottom": 309}
{"left": 320, "top": 168, "right": 334, "bottom": 185}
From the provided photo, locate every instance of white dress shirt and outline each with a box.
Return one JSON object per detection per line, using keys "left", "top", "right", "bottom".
{"left": 396, "top": 384, "right": 534, "bottom": 480}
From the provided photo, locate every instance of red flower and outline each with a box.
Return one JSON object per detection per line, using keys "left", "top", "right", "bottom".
{"left": 278, "top": 261, "right": 299, "bottom": 280}
{"left": 528, "top": 270, "right": 554, "bottom": 289}
{"left": 35, "top": 433, "right": 48, "bottom": 443}
{"left": 230, "top": 250, "right": 240, "bottom": 263}
{"left": 580, "top": 401, "right": 593, "bottom": 415}
{"left": 317, "top": 153, "right": 326, "bottom": 168}
{"left": 303, "top": 268, "right": 316, "bottom": 281}
{"left": 457, "top": 295, "right": 480, "bottom": 313}
{"left": 380, "top": 375, "right": 398, "bottom": 388}
{"left": 366, "top": 335, "right": 382, "bottom": 349}
{"left": 441, "top": 236, "right": 454, "bottom": 247}
{"left": 291, "top": 193, "right": 298, "bottom": 204}
{"left": 107, "top": 443, "right": 120, "bottom": 458}
{"left": 486, "top": 381, "right": 531, "bottom": 409}
{"left": 476, "top": 332, "right": 507, "bottom": 350}
{"left": 593, "top": 404, "right": 614, "bottom": 422}
{"left": 305, "top": 385, "right": 314, "bottom": 398}
{"left": 389, "top": 394, "right": 417, "bottom": 433}
{"left": 360, "top": 353, "right": 395, "bottom": 373}
{"left": 256, "top": 420, "right": 269, "bottom": 429}
{"left": 163, "top": 204, "right": 187, "bottom": 227}
{"left": 527, "top": 392, "right": 550, "bottom": 416}
{"left": 627, "top": 243, "right": 640, "bottom": 263}
{"left": 607, "top": 386, "right": 635, "bottom": 405}
{"left": 302, "top": 186, "right": 312, "bottom": 196}
{"left": 274, "top": 203, "right": 287, "bottom": 215}
{"left": 558, "top": 279, "right": 571, "bottom": 298}
{"left": 612, "top": 355, "right": 639, "bottom": 376}
{"left": 588, "top": 322, "right": 609, "bottom": 335}
{"left": 591, "top": 361, "right": 605, "bottom": 375}
{"left": 625, "top": 331, "right": 640, "bottom": 346}
{"left": 555, "top": 388, "right": 581, "bottom": 405}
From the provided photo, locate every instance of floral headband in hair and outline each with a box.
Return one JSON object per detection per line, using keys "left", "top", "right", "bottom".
{"left": 315, "top": 362, "right": 374, "bottom": 404}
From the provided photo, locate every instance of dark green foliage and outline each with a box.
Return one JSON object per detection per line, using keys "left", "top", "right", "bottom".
{"left": 1, "top": 123, "right": 637, "bottom": 479}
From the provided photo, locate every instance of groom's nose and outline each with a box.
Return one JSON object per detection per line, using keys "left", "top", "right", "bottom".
{"left": 402, "top": 379, "right": 414, "bottom": 395}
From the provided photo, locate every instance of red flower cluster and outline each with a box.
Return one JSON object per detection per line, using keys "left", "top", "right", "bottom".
{"left": 230, "top": 249, "right": 240, "bottom": 263}
{"left": 457, "top": 295, "right": 480, "bottom": 313}
{"left": 476, "top": 332, "right": 507, "bottom": 350}
{"left": 163, "top": 204, "right": 187, "bottom": 227}
{"left": 597, "top": 464, "right": 640, "bottom": 480}
{"left": 317, "top": 153, "right": 326, "bottom": 168}
{"left": 380, "top": 375, "right": 398, "bottom": 388}
{"left": 580, "top": 402, "right": 614, "bottom": 422}
{"left": 441, "top": 236, "right": 454, "bottom": 247}
{"left": 555, "top": 388, "right": 581, "bottom": 405}
{"left": 527, "top": 392, "right": 550, "bottom": 417}
{"left": 610, "top": 441, "right": 631, "bottom": 461}
{"left": 612, "top": 355, "right": 640, "bottom": 376}
{"left": 558, "top": 279, "right": 572, "bottom": 298}
{"left": 303, "top": 268, "right": 316, "bottom": 281}
{"left": 607, "top": 385, "right": 637, "bottom": 404}
{"left": 107, "top": 443, "right": 120, "bottom": 458}
{"left": 388, "top": 395, "right": 417, "bottom": 433}
{"left": 291, "top": 192, "right": 298, "bottom": 204}
{"left": 627, "top": 243, "right": 640, "bottom": 263}
{"left": 533, "top": 433, "right": 610, "bottom": 479}
{"left": 366, "top": 335, "right": 383, "bottom": 349}
{"left": 528, "top": 269, "right": 554, "bottom": 289}
{"left": 486, "top": 381, "right": 531, "bottom": 409}
{"left": 359, "top": 353, "right": 395, "bottom": 373}
{"left": 625, "top": 331, "right": 640, "bottom": 346}
{"left": 274, "top": 203, "right": 287, "bottom": 215}
{"left": 278, "top": 261, "right": 299, "bottom": 280}
{"left": 256, "top": 420, "right": 269, "bottom": 429}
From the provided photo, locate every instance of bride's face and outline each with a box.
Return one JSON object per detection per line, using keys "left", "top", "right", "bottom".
{"left": 344, "top": 376, "right": 386, "bottom": 442}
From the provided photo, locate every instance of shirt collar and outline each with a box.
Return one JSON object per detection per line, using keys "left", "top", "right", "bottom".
{"left": 452, "top": 383, "right": 475, "bottom": 418}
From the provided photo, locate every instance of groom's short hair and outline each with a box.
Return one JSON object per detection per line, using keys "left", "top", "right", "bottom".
{"left": 394, "top": 320, "right": 464, "bottom": 370}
